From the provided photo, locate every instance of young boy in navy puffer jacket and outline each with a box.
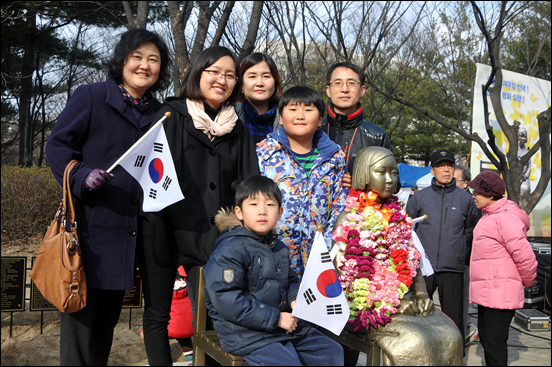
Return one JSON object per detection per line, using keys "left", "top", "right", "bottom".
{"left": 204, "top": 175, "right": 343, "bottom": 366}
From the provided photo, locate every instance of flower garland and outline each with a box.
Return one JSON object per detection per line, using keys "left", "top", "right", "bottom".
{"left": 331, "top": 190, "right": 421, "bottom": 332}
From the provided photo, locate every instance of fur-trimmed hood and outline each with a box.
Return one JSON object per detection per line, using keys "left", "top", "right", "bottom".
{"left": 214, "top": 207, "right": 243, "bottom": 233}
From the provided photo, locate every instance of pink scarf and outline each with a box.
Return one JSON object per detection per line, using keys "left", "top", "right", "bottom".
{"left": 186, "top": 99, "right": 237, "bottom": 141}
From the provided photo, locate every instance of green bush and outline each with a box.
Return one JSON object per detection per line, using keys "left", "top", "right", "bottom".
{"left": 1, "top": 165, "right": 61, "bottom": 246}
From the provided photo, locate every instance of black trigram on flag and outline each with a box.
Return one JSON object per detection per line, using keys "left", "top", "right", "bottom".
{"left": 326, "top": 304, "right": 343, "bottom": 315}
{"left": 162, "top": 177, "right": 172, "bottom": 190}
{"left": 303, "top": 288, "right": 316, "bottom": 305}
{"left": 134, "top": 155, "right": 146, "bottom": 167}
{"left": 321, "top": 252, "right": 331, "bottom": 263}
{"left": 149, "top": 189, "right": 157, "bottom": 199}
{"left": 153, "top": 142, "right": 163, "bottom": 153}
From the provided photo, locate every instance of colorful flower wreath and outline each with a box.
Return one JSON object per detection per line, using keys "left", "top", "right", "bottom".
{"left": 331, "top": 190, "right": 421, "bottom": 332}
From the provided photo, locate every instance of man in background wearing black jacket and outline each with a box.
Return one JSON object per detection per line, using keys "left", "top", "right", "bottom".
{"left": 406, "top": 149, "right": 479, "bottom": 355}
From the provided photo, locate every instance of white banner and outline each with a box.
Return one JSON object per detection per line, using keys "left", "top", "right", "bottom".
{"left": 471, "top": 64, "right": 551, "bottom": 237}
{"left": 411, "top": 230, "right": 433, "bottom": 277}
{"left": 293, "top": 231, "right": 349, "bottom": 335}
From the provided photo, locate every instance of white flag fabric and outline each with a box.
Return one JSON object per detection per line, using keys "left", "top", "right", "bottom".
{"left": 293, "top": 230, "right": 349, "bottom": 335}
{"left": 411, "top": 230, "right": 434, "bottom": 276}
{"left": 118, "top": 123, "right": 184, "bottom": 212}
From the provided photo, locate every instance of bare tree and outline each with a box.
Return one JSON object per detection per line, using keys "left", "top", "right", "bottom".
{"left": 237, "top": 0, "right": 264, "bottom": 61}
{"left": 471, "top": 0, "right": 550, "bottom": 213}
{"left": 167, "top": 1, "right": 265, "bottom": 93}
{"left": 122, "top": 1, "right": 149, "bottom": 29}
{"left": 367, "top": 1, "right": 550, "bottom": 214}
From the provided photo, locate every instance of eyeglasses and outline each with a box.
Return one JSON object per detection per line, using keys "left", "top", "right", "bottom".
{"left": 203, "top": 70, "right": 238, "bottom": 85}
{"left": 328, "top": 80, "right": 361, "bottom": 89}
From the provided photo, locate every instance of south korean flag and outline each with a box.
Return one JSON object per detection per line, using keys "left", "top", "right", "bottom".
{"left": 113, "top": 113, "right": 184, "bottom": 212}
{"left": 293, "top": 229, "right": 349, "bottom": 335}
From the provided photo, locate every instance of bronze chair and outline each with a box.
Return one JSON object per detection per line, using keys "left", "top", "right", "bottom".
{"left": 192, "top": 266, "right": 248, "bottom": 366}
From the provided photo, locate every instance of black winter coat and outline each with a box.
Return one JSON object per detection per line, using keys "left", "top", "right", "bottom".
{"left": 142, "top": 98, "right": 260, "bottom": 268}
{"left": 406, "top": 178, "right": 479, "bottom": 273}
{"left": 320, "top": 102, "right": 392, "bottom": 173}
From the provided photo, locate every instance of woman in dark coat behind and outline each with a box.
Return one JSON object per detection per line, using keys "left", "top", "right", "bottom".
{"left": 45, "top": 29, "right": 171, "bottom": 366}
{"left": 140, "top": 46, "right": 260, "bottom": 364}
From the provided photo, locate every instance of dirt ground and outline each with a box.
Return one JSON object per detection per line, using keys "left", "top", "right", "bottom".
{"left": 1, "top": 239, "right": 186, "bottom": 366}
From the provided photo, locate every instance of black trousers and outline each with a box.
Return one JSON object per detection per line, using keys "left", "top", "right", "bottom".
{"left": 60, "top": 288, "right": 125, "bottom": 366}
{"left": 478, "top": 305, "right": 515, "bottom": 366}
{"left": 424, "top": 272, "right": 465, "bottom": 343}
{"left": 137, "top": 216, "right": 178, "bottom": 366}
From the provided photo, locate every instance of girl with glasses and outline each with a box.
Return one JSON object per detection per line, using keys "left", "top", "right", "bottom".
{"left": 138, "top": 46, "right": 260, "bottom": 365}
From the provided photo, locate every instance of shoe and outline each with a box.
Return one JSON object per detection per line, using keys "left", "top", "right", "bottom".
{"left": 464, "top": 326, "right": 479, "bottom": 346}
{"left": 183, "top": 350, "right": 193, "bottom": 366}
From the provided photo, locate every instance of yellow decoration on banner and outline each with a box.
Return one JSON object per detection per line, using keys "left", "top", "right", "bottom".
{"left": 530, "top": 166, "right": 536, "bottom": 180}
{"left": 530, "top": 93, "right": 537, "bottom": 103}
{"left": 493, "top": 129, "right": 504, "bottom": 145}
{"left": 476, "top": 153, "right": 482, "bottom": 161}
{"left": 531, "top": 126, "right": 539, "bottom": 141}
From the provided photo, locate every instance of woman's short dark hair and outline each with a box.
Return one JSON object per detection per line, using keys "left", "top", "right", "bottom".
{"left": 179, "top": 46, "right": 242, "bottom": 106}
{"left": 103, "top": 29, "right": 172, "bottom": 92}
{"left": 235, "top": 175, "right": 282, "bottom": 209}
{"left": 239, "top": 53, "right": 282, "bottom": 105}
{"left": 326, "top": 61, "right": 365, "bottom": 86}
{"left": 278, "top": 86, "right": 324, "bottom": 117}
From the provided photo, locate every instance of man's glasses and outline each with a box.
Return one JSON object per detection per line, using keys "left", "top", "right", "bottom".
{"left": 203, "top": 70, "right": 238, "bottom": 85}
{"left": 328, "top": 80, "right": 361, "bottom": 89}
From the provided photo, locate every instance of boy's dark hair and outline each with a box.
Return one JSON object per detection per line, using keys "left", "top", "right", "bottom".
{"left": 179, "top": 46, "right": 242, "bottom": 106}
{"left": 239, "top": 53, "right": 282, "bottom": 105}
{"left": 104, "top": 29, "right": 172, "bottom": 92}
{"left": 234, "top": 175, "right": 282, "bottom": 209}
{"left": 326, "top": 62, "right": 365, "bottom": 86}
{"left": 278, "top": 86, "right": 324, "bottom": 117}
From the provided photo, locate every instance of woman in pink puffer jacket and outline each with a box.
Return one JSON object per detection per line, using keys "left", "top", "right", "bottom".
{"left": 467, "top": 171, "right": 537, "bottom": 366}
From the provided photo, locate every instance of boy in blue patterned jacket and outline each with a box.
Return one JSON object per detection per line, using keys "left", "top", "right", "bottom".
{"left": 257, "top": 86, "right": 348, "bottom": 279}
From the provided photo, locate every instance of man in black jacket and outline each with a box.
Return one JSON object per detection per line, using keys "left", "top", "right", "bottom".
{"left": 321, "top": 62, "right": 392, "bottom": 173}
{"left": 321, "top": 62, "right": 395, "bottom": 366}
{"left": 406, "top": 149, "right": 479, "bottom": 355}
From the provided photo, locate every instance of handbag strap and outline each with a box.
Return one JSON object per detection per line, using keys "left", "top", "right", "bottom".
{"left": 62, "top": 160, "right": 79, "bottom": 228}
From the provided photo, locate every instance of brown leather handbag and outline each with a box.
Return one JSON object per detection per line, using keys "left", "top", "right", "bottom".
{"left": 30, "top": 159, "right": 87, "bottom": 313}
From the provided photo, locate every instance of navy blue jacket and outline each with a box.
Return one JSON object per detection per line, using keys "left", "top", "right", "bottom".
{"left": 204, "top": 211, "right": 310, "bottom": 356}
{"left": 406, "top": 178, "right": 479, "bottom": 273}
{"left": 45, "top": 78, "right": 161, "bottom": 290}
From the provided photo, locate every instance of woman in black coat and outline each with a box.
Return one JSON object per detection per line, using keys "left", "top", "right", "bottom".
{"left": 140, "top": 46, "right": 260, "bottom": 364}
{"left": 45, "top": 29, "right": 171, "bottom": 366}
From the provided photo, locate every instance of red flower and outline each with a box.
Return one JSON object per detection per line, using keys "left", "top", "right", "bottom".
{"left": 348, "top": 190, "right": 363, "bottom": 199}
{"left": 391, "top": 249, "right": 408, "bottom": 264}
